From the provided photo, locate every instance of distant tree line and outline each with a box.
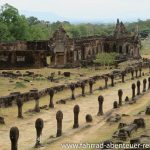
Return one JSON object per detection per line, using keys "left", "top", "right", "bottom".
{"left": 0, "top": 3, "right": 150, "bottom": 42}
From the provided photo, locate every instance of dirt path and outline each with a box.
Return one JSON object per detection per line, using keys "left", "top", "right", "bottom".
{"left": 0, "top": 74, "right": 149, "bottom": 150}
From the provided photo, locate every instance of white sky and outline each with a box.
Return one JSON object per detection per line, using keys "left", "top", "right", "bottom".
{"left": 0, "top": 0, "right": 150, "bottom": 23}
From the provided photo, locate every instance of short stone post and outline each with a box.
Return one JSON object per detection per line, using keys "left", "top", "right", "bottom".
{"left": 139, "top": 67, "right": 142, "bottom": 77}
{"left": 34, "top": 92, "right": 40, "bottom": 112}
{"left": 143, "top": 79, "right": 147, "bottom": 92}
{"left": 104, "top": 76, "right": 108, "bottom": 88}
{"left": 89, "top": 79, "right": 94, "bottom": 94}
{"left": 121, "top": 71, "right": 125, "bottom": 83}
{"left": 97, "top": 95, "right": 104, "bottom": 116}
{"left": 10, "top": 127, "right": 19, "bottom": 150}
{"left": 113, "top": 101, "right": 118, "bottom": 109}
{"left": 118, "top": 89, "right": 123, "bottom": 106}
{"left": 35, "top": 118, "right": 44, "bottom": 147}
{"left": 56, "top": 110, "right": 63, "bottom": 137}
{"left": 135, "top": 69, "right": 138, "bottom": 78}
{"left": 148, "top": 77, "right": 150, "bottom": 89}
{"left": 48, "top": 88, "right": 54, "bottom": 108}
{"left": 132, "top": 83, "right": 136, "bottom": 99}
{"left": 16, "top": 97, "right": 23, "bottom": 118}
{"left": 81, "top": 81, "right": 85, "bottom": 97}
{"left": 73, "top": 105, "right": 80, "bottom": 128}
{"left": 131, "top": 70, "right": 134, "bottom": 80}
{"left": 137, "top": 80, "right": 141, "bottom": 95}
{"left": 110, "top": 74, "right": 114, "bottom": 87}
{"left": 125, "top": 96, "right": 129, "bottom": 102}
{"left": 70, "top": 83, "right": 75, "bottom": 100}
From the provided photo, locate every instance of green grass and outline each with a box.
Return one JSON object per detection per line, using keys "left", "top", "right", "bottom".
{"left": 141, "top": 37, "right": 150, "bottom": 55}
{"left": 15, "top": 82, "right": 26, "bottom": 88}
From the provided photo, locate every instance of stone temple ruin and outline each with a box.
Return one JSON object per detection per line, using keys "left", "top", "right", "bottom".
{"left": 0, "top": 19, "right": 141, "bottom": 68}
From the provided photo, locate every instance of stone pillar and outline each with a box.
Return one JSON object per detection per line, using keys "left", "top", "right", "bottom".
{"left": 113, "top": 101, "right": 118, "bottom": 109}
{"left": 118, "top": 89, "right": 123, "bottom": 106}
{"left": 110, "top": 74, "right": 114, "bottom": 87}
{"left": 16, "top": 98, "right": 23, "bottom": 118}
{"left": 34, "top": 92, "right": 40, "bottom": 112}
{"left": 35, "top": 118, "right": 44, "bottom": 147}
{"left": 132, "top": 83, "right": 136, "bottom": 99}
{"left": 121, "top": 71, "right": 125, "bottom": 83}
{"left": 148, "top": 77, "right": 150, "bottom": 89}
{"left": 135, "top": 69, "right": 138, "bottom": 78}
{"left": 97, "top": 95, "right": 104, "bottom": 116}
{"left": 89, "top": 79, "right": 94, "bottom": 94}
{"left": 11, "top": 52, "right": 16, "bottom": 65}
{"left": 56, "top": 110, "right": 63, "bottom": 137}
{"left": 81, "top": 81, "right": 85, "bottom": 97}
{"left": 48, "top": 88, "right": 54, "bottom": 108}
{"left": 137, "top": 80, "right": 141, "bottom": 95}
{"left": 70, "top": 83, "right": 75, "bottom": 100}
{"left": 10, "top": 127, "right": 19, "bottom": 150}
{"left": 73, "top": 105, "right": 80, "bottom": 129}
{"left": 143, "top": 79, "right": 147, "bottom": 92}
{"left": 131, "top": 70, "right": 134, "bottom": 80}
{"left": 139, "top": 67, "right": 142, "bottom": 77}
{"left": 104, "top": 76, "right": 108, "bottom": 88}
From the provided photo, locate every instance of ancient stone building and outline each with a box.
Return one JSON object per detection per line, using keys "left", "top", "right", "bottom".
{"left": 49, "top": 20, "right": 141, "bottom": 67}
{"left": 0, "top": 41, "right": 49, "bottom": 69}
{"left": 0, "top": 19, "right": 141, "bottom": 68}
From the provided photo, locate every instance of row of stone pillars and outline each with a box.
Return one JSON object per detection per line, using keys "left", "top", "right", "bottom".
{"left": 132, "top": 77, "right": 150, "bottom": 99}
{"left": 112, "top": 77, "right": 150, "bottom": 109}
{"left": 131, "top": 67, "right": 142, "bottom": 80}
{"left": 10, "top": 75, "right": 150, "bottom": 149}
{"left": 11, "top": 96, "right": 104, "bottom": 149}
{"left": 16, "top": 71, "right": 148, "bottom": 119}
{"left": 10, "top": 104, "right": 88, "bottom": 149}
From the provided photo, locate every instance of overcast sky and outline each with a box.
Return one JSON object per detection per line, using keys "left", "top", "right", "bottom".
{"left": 0, "top": 0, "right": 150, "bottom": 23}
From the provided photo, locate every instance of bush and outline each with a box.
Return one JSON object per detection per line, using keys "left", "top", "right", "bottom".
{"left": 93, "top": 52, "right": 118, "bottom": 66}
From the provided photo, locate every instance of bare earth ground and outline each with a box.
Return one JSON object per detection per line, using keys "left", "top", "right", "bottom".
{"left": 0, "top": 67, "right": 111, "bottom": 96}
{"left": 0, "top": 67, "right": 149, "bottom": 150}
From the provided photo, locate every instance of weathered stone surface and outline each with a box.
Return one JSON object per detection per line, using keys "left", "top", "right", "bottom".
{"left": 34, "top": 92, "right": 40, "bottom": 112}
{"left": 107, "top": 114, "right": 121, "bottom": 122}
{"left": 143, "top": 79, "right": 147, "bottom": 92}
{"left": 104, "top": 76, "right": 108, "bottom": 88}
{"left": 73, "top": 105, "right": 80, "bottom": 128}
{"left": 137, "top": 80, "right": 141, "bottom": 95}
{"left": 48, "top": 88, "right": 54, "bottom": 108}
{"left": 64, "top": 72, "right": 70, "bottom": 77}
{"left": 10, "top": 127, "right": 19, "bottom": 150}
{"left": 125, "top": 96, "right": 129, "bottom": 102}
{"left": 80, "top": 81, "right": 85, "bottom": 97}
{"left": 16, "top": 98, "right": 23, "bottom": 118}
{"left": 89, "top": 79, "right": 94, "bottom": 94}
{"left": 113, "top": 101, "right": 118, "bottom": 109}
{"left": 132, "top": 83, "right": 136, "bottom": 99}
{"left": 70, "top": 83, "right": 76, "bottom": 100}
{"left": 0, "top": 116, "right": 5, "bottom": 124}
{"left": 56, "top": 110, "right": 63, "bottom": 137}
{"left": 118, "top": 89, "right": 123, "bottom": 106}
{"left": 145, "top": 106, "right": 150, "bottom": 115}
{"left": 133, "top": 118, "right": 145, "bottom": 128}
{"left": 97, "top": 95, "right": 104, "bottom": 116}
{"left": 85, "top": 114, "right": 93, "bottom": 123}
{"left": 35, "top": 118, "right": 44, "bottom": 148}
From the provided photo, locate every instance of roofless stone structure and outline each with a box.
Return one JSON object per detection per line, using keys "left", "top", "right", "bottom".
{"left": 0, "top": 19, "right": 141, "bottom": 68}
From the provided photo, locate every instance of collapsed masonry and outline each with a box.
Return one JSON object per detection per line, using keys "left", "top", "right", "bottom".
{"left": 0, "top": 19, "right": 141, "bottom": 68}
